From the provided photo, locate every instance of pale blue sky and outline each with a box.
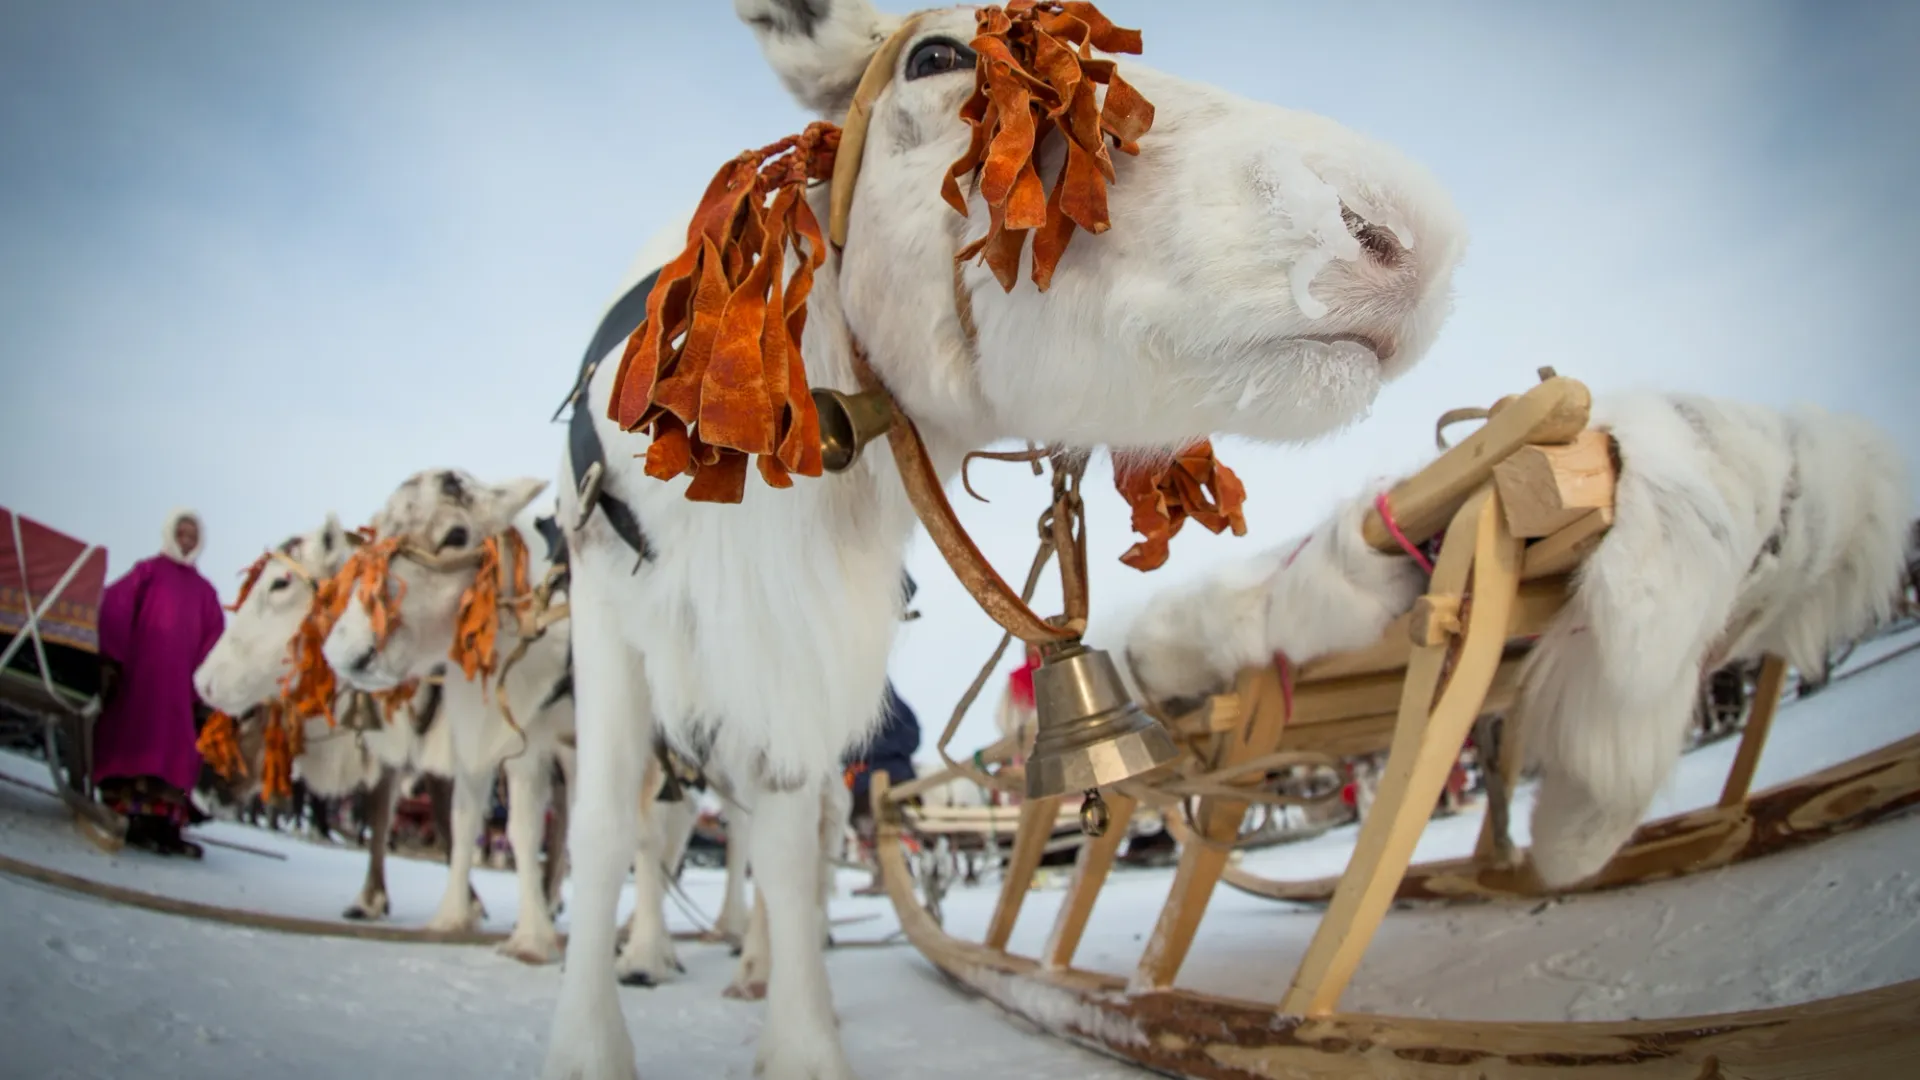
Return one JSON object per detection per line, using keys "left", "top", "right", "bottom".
{"left": 3, "top": 1, "right": 1916, "bottom": 754}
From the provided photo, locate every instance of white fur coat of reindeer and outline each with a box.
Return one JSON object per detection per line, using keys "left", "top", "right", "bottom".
{"left": 1124, "top": 392, "right": 1912, "bottom": 888}
{"left": 541, "top": 2, "right": 1467, "bottom": 1077}
{"left": 316, "top": 472, "right": 582, "bottom": 964}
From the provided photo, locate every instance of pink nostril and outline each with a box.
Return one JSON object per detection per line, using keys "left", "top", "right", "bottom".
{"left": 1341, "top": 204, "right": 1405, "bottom": 267}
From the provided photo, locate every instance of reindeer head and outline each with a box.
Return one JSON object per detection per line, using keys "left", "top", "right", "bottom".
{"left": 735, "top": 0, "right": 1466, "bottom": 454}
{"left": 194, "top": 515, "right": 355, "bottom": 713}
{"left": 323, "top": 469, "right": 548, "bottom": 690}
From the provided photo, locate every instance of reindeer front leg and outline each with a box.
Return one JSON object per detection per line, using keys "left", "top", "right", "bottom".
{"left": 426, "top": 770, "right": 485, "bottom": 933}
{"left": 749, "top": 773, "right": 853, "bottom": 1080}
{"left": 499, "top": 751, "right": 562, "bottom": 964}
{"left": 546, "top": 749, "right": 575, "bottom": 919}
{"left": 343, "top": 768, "right": 397, "bottom": 921}
{"left": 722, "top": 791, "right": 771, "bottom": 997}
{"left": 541, "top": 582, "right": 644, "bottom": 1080}
{"left": 718, "top": 797, "right": 755, "bottom": 948}
{"left": 615, "top": 780, "right": 689, "bottom": 986}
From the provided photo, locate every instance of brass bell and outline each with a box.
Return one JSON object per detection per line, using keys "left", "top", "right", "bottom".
{"left": 1026, "top": 643, "right": 1180, "bottom": 803}
{"left": 813, "top": 388, "right": 895, "bottom": 473}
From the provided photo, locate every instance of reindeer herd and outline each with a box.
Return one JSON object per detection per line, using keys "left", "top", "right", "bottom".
{"left": 160, "top": 1, "right": 1919, "bottom": 1078}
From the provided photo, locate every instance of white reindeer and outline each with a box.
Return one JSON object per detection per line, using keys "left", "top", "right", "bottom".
{"left": 194, "top": 515, "right": 451, "bottom": 921}
{"left": 1123, "top": 392, "right": 1912, "bottom": 888}
{"left": 313, "top": 471, "right": 584, "bottom": 964}
{"left": 542, "top": 2, "right": 1466, "bottom": 1076}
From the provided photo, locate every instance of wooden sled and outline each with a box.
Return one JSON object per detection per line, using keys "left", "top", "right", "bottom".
{"left": 868, "top": 373, "right": 1920, "bottom": 1077}
{"left": 0, "top": 506, "right": 125, "bottom": 853}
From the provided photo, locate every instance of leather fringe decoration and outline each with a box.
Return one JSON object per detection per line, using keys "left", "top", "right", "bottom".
{"left": 372, "top": 683, "right": 418, "bottom": 724}
{"left": 1114, "top": 440, "right": 1248, "bottom": 571}
{"left": 279, "top": 571, "right": 348, "bottom": 726}
{"left": 609, "top": 122, "right": 840, "bottom": 503}
{"left": 451, "top": 530, "right": 531, "bottom": 693}
{"left": 279, "top": 532, "right": 379, "bottom": 727}
{"left": 195, "top": 710, "right": 248, "bottom": 780}
{"left": 944, "top": 0, "right": 1153, "bottom": 291}
{"left": 260, "top": 708, "right": 297, "bottom": 805}
{"left": 228, "top": 551, "right": 272, "bottom": 613}
{"left": 342, "top": 535, "right": 408, "bottom": 651}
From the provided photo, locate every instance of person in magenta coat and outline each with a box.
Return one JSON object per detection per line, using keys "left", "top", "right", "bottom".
{"left": 92, "top": 508, "right": 225, "bottom": 857}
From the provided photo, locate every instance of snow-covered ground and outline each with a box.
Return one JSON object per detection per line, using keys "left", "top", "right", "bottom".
{"left": 3, "top": 625, "right": 1917, "bottom": 1077}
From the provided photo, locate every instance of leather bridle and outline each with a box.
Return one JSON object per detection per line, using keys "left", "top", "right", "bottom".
{"left": 827, "top": 12, "right": 1086, "bottom": 648}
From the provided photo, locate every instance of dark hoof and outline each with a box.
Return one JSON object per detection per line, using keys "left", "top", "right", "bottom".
{"left": 729, "top": 944, "right": 743, "bottom": 958}
{"left": 617, "top": 971, "right": 657, "bottom": 988}
{"left": 342, "top": 905, "right": 374, "bottom": 921}
{"left": 722, "top": 980, "right": 767, "bottom": 1001}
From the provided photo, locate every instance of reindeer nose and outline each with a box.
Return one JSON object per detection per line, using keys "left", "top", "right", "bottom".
{"left": 1341, "top": 203, "right": 1407, "bottom": 268}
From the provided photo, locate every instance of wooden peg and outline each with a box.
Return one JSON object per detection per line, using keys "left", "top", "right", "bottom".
{"left": 1492, "top": 429, "right": 1615, "bottom": 539}
{"left": 1409, "top": 595, "right": 1462, "bottom": 647}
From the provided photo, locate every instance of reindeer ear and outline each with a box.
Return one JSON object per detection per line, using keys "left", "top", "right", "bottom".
{"left": 735, "top": 0, "right": 899, "bottom": 118}
{"left": 481, "top": 477, "right": 551, "bottom": 531}
{"left": 320, "top": 512, "right": 346, "bottom": 557}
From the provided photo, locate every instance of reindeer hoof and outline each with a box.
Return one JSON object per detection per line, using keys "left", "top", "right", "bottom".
{"left": 723, "top": 980, "right": 768, "bottom": 1001}
{"left": 498, "top": 938, "right": 559, "bottom": 967}
{"left": 730, "top": 944, "right": 744, "bottom": 958}
{"left": 617, "top": 971, "right": 658, "bottom": 988}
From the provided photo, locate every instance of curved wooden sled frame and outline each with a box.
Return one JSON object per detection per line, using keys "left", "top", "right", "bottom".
{"left": 871, "top": 773, "right": 1920, "bottom": 1079}
{"left": 866, "top": 374, "right": 1920, "bottom": 1076}
{"left": 1218, "top": 727, "right": 1920, "bottom": 905}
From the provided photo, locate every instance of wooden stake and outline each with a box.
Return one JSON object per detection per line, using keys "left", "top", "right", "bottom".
{"left": 1720, "top": 654, "right": 1789, "bottom": 808}
{"left": 1520, "top": 507, "right": 1614, "bottom": 579}
{"left": 1283, "top": 485, "right": 1524, "bottom": 1016}
{"left": 1362, "top": 377, "right": 1590, "bottom": 551}
{"left": 1134, "top": 664, "right": 1293, "bottom": 991}
{"left": 982, "top": 793, "right": 1063, "bottom": 951}
{"left": 1041, "top": 790, "right": 1136, "bottom": 969}
{"left": 1492, "top": 429, "right": 1616, "bottom": 539}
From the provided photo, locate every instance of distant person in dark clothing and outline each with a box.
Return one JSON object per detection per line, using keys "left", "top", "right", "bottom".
{"left": 843, "top": 680, "right": 920, "bottom": 895}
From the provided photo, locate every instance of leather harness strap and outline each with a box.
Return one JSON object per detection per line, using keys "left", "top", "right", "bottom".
{"left": 557, "top": 268, "right": 662, "bottom": 568}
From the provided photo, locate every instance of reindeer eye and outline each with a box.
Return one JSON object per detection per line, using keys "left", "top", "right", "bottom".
{"left": 268, "top": 577, "right": 292, "bottom": 593}
{"left": 438, "top": 527, "right": 469, "bottom": 551}
{"left": 905, "top": 37, "right": 975, "bottom": 81}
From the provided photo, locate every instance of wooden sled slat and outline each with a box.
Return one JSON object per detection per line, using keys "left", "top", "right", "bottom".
{"left": 870, "top": 773, "right": 1920, "bottom": 1080}
{"left": 1219, "top": 729, "right": 1920, "bottom": 906}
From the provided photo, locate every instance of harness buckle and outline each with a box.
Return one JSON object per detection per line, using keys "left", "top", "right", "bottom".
{"left": 573, "top": 460, "right": 605, "bottom": 535}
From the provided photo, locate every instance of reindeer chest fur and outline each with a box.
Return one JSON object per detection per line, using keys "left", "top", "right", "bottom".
{"left": 568, "top": 353, "right": 925, "bottom": 789}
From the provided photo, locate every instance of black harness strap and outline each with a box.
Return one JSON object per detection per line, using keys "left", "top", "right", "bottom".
{"left": 412, "top": 676, "right": 445, "bottom": 739}
{"left": 557, "top": 268, "right": 663, "bottom": 567}
{"left": 529, "top": 513, "right": 576, "bottom": 710}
